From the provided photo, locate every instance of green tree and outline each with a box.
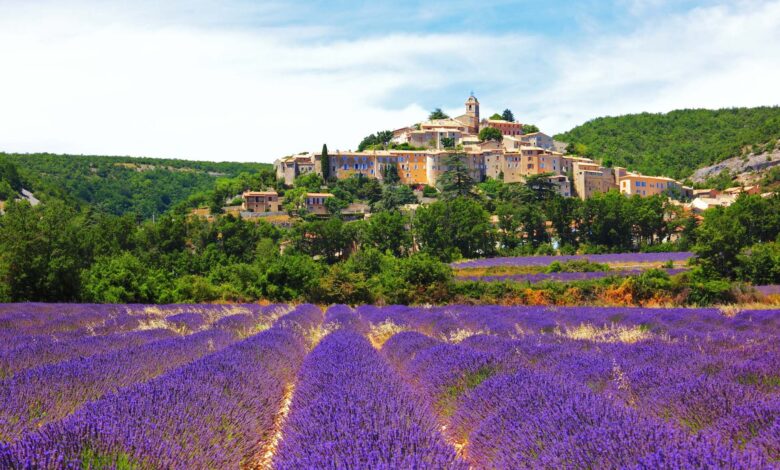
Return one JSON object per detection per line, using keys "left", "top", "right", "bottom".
{"left": 313, "top": 263, "right": 372, "bottom": 304}
{"left": 579, "top": 191, "right": 634, "bottom": 251}
{"left": 437, "top": 154, "right": 475, "bottom": 198}
{"left": 478, "top": 127, "right": 503, "bottom": 142}
{"left": 546, "top": 195, "right": 581, "bottom": 249}
{"left": 0, "top": 200, "right": 86, "bottom": 301}
{"left": 288, "top": 218, "right": 356, "bottom": 263}
{"left": 429, "top": 108, "right": 449, "bottom": 120}
{"left": 522, "top": 124, "right": 540, "bottom": 134}
{"left": 377, "top": 253, "right": 452, "bottom": 304}
{"left": 294, "top": 172, "right": 324, "bottom": 191}
{"left": 440, "top": 136, "right": 456, "bottom": 149}
{"left": 523, "top": 174, "right": 557, "bottom": 202}
{"left": 263, "top": 254, "right": 323, "bottom": 301}
{"left": 692, "top": 207, "right": 748, "bottom": 279}
{"left": 489, "top": 113, "right": 503, "bottom": 120}
{"left": 380, "top": 184, "right": 417, "bottom": 210}
{"left": 737, "top": 241, "right": 780, "bottom": 284}
{"left": 321, "top": 144, "right": 330, "bottom": 180}
{"left": 81, "top": 252, "right": 166, "bottom": 303}
{"left": 382, "top": 164, "right": 401, "bottom": 184}
{"left": 282, "top": 187, "right": 308, "bottom": 217}
{"left": 414, "top": 198, "right": 495, "bottom": 261}
{"left": 501, "top": 109, "right": 515, "bottom": 122}
{"left": 360, "top": 210, "right": 411, "bottom": 256}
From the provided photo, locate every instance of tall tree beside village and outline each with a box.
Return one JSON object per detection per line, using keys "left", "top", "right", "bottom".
{"left": 437, "top": 154, "right": 475, "bottom": 198}
{"left": 501, "top": 109, "right": 515, "bottom": 122}
{"left": 428, "top": 108, "right": 449, "bottom": 120}
{"left": 321, "top": 144, "right": 330, "bottom": 180}
{"left": 478, "top": 126, "right": 503, "bottom": 142}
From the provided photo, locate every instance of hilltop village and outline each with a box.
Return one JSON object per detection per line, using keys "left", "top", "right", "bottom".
{"left": 229, "top": 95, "right": 764, "bottom": 219}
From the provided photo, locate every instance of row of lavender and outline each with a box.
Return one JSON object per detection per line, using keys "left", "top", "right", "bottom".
{"left": 452, "top": 251, "right": 694, "bottom": 268}
{"left": 357, "top": 305, "right": 779, "bottom": 467}
{"left": 456, "top": 267, "right": 689, "bottom": 283}
{"left": 272, "top": 305, "right": 463, "bottom": 468}
{"left": 0, "top": 303, "right": 287, "bottom": 380}
{"left": 0, "top": 304, "right": 290, "bottom": 441}
{"left": 2, "top": 303, "right": 778, "bottom": 467}
{"left": 1, "top": 304, "right": 320, "bottom": 468}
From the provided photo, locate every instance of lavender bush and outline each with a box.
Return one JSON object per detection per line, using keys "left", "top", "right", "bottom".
{"left": 453, "top": 251, "right": 693, "bottom": 268}
{"left": 273, "top": 330, "right": 465, "bottom": 468}
{"left": 0, "top": 329, "right": 234, "bottom": 441}
{"left": 3, "top": 305, "right": 318, "bottom": 469}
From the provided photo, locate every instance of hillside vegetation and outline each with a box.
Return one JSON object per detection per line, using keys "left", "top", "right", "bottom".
{"left": 556, "top": 107, "right": 780, "bottom": 179}
{"left": 0, "top": 153, "right": 270, "bottom": 218}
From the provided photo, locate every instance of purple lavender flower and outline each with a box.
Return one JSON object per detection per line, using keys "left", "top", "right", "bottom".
{"left": 4, "top": 306, "right": 317, "bottom": 469}
{"left": 273, "top": 330, "right": 466, "bottom": 469}
{"left": 453, "top": 251, "right": 693, "bottom": 268}
{"left": 0, "top": 329, "right": 235, "bottom": 441}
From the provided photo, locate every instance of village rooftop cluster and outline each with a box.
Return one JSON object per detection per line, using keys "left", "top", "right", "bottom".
{"left": 232, "top": 95, "right": 761, "bottom": 218}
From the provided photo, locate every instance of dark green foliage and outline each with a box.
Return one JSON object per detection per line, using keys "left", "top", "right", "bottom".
{"left": 321, "top": 144, "right": 330, "bottom": 180}
{"left": 359, "top": 211, "right": 411, "bottom": 256}
{"left": 522, "top": 124, "right": 539, "bottom": 134}
{"left": 81, "top": 252, "right": 167, "bottom": 303}
{"left": 693, "top": 194, "right": 780, "bottom": 280}
{"left": 555, "top": 107, "right": 780, "bottom": 178}
{"left": 0, "top": 158, "right": 22, "bottom": 200}
{"left": 288, "top": 218, "right": 357, "bottom": 264}
{"left": 422, "top": 185, "right": 438, "bottom": 198}
{"left": 0, "top": 200, "right": 87, "bottom": 301}
{"left": 357, "top": 130, "right": 393, "bottom": 151}
{"left": 428, "top": 108, "right": 449, "bottom": 120}
{"left": 440, "top": 136, "right": 456, "bottom": 149}
{"left": 293, "top": 172, "right": 324, "bottom": 191}
{"left": 263, "top": 254, "right": 324, "bottom": 301}
{"left": 478, "top": 127, "right": 503, "bottom": 142}
{"left": 501, "top": 109, "right": 515, "bottom": 122}
{"left": 414, "top": 197, "right": 495, "bottom": 261}
{"left": 0, "top": 152, "right": 269, "bottom": 218}
{"left": 737, "top": 241, "right": 780, "bottom": 285}
{"left": 379, "top": 184, "right": 416, "bottom": 210}
{"left": 437, "top": 154, "right": 475, "bottom": 198}
{"left": 382, "top": 164, "right": 401, "bottom": 184}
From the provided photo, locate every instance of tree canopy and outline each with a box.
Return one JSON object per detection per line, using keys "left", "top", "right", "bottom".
{"left": 555, "top": 107, "right": 780, "bottom": 179}
{"left": 478, "top": 127, "right": 503, "bottom": 142}
{"left": 428, "top": 108, "right": 449, "bottom": 120}
{"left": 357, "top": 130, "right": 393, "bottom": 151}
{"left": 501, "top": 109, "right": 515, "bottom": 122}
{"left": 437, "top": 154, "right": 475, "bottom": 198}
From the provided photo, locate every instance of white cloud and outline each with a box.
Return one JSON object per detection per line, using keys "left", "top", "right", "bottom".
{"left": 0, "top": 4, "right": 539, "bottom": 162}
{"left": 0, "top": 1, "right": 778, "bottom": 162}
{"left": 529, "top": 0, "right": 780, "bottom": 133}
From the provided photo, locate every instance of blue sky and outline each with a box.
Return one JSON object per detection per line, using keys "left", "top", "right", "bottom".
{"left": 0, "top": 0, "right": 778, "bottom": 162}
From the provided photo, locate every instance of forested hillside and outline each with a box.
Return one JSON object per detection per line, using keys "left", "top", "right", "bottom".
{"left": 556, "top": 107, "right": 780, "bottom": 179}
{"left": 0, "top": 153, "right": 271, "bottom": 218}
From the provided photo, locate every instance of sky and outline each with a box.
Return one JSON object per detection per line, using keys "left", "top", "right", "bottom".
{"left": 1, "top": 0, "right": 779, "bottom": 163}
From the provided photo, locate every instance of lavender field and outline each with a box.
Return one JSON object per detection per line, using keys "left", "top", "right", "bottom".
{"left": 1, "top": 303, "right": 779, "bottom": 468}
{"left": 455, "top": 268, "right": 689, "bottom": 283}
{"left": 452, "top": 251, "right": 694, "bottom": 268}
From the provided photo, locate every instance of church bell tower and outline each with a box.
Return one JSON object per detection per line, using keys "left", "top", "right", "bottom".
{"left": 465, "top": 93, "right": 480, "bottom": 134}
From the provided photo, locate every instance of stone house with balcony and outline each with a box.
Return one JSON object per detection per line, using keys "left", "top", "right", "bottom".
{"left": 241, "top": 191, "right": 281, "bottom": 213}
